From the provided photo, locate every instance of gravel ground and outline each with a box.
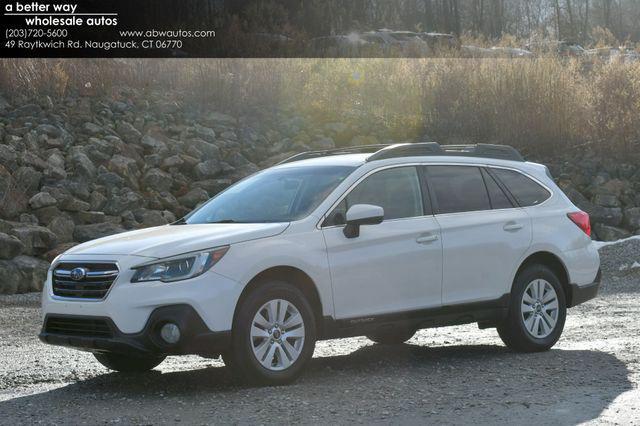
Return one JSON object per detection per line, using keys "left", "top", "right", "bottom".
{"left": 0, "top": 241, "right": 639, "bottom": 425}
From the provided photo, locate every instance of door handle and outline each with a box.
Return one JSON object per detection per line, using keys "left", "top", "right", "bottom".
{"left": 503, "top": 222, "right": 524, "bottom": 232}
{"left": 416, "top": 234, "right": 439, "bottom": 244}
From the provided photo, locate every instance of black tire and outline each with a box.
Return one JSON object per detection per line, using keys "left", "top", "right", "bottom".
{"left": 367, "top": 328, "right": 416, "bottom": 345}
{"left": 94, "top": 352, "right": 165, "bottom": 372}
{"left": 224, "top": 281, "right": 317, "bottom": 385}
{"left": 497, "top": 264, "right": 567, "bottom": 352}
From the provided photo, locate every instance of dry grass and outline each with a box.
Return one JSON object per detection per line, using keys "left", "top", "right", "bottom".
{"left": 1, "top": 57, "right": 639, "bottom": 157}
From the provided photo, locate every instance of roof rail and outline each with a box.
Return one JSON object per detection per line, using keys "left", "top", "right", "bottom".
{"left": 278, "top": 142, "right": 525, "bottom": 165}
{"left": 277, "top": 144, "right": 390, "bottom": 165}
{"left": 366, "top": 142, "right": 525, "bottom": 162}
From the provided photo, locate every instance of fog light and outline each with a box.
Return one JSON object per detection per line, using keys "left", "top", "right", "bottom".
{"left": 160, "top": 323, "right": 181, "bottom": 344}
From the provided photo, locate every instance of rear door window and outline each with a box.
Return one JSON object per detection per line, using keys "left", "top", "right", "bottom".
{"left": 481, "top": 168, "right": 514, "bottom": 209}
{"left": 491, "top": 168, "right": 551, "bottom": 207}
{"left": 425, "top": 166, "right": 491, "bottom": 214}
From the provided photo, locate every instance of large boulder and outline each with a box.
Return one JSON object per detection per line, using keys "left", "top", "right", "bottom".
{"left": 47, "top": 215, "right": 75, "bottom": 243}
{"left": 108, "top": 155, "right": 140, "bottom": 189}
{"left": 142, "top": 168, "right": 173, "bottom": 192}
{"left": 73, "top": 222, "right": 125, "bottom": 242}
{"left": 29, "top": 192, "right": 57, "bottom": 209}
{"left": 178, "top": 188, "right": 209, "bottom": 209}
{"left": 0, "top": 260, "right": 20, "bottom": 294}
{"left": 70, "top": 151, "right": 97, "bottom": 180}
{"left": 103, "top": 190, "right": 143, "bottom": 216}
{"left": 622, "top": 207, "right": 640, "bottom": 232}
{"left": 10, "top": 224, "right": 58, "bottom": 255}
{"left": 116, "top": 121, "right": 142, "bottom": 144}
{"left": 593, "top": 224, "right": 631, "bottom": 242}
{"left": 0, "top": 232, "right": 24, "bottom": 259}
{"left": 12, "top": 255, "right": 49, "bottom": 292}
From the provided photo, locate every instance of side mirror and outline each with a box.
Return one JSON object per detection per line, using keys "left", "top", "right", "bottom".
{"left": 343, "top": 204, "right": 384, "bottom": 238}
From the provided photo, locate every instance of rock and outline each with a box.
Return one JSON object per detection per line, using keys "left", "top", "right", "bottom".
{"left": 0, "top": 261, "right": 20, "bottom": 294}
{"left": 32, "top": 206, "right": 62, "bottom": 225}
{"left": 622, "top": 207, "right": 640, "bottom": 231}
{"left": 59, "top": 197, "right": 90, "bottom": 212}
{"left": 10, "top": 224, "right": 58, "bottom": 255}
{"left": 89, "top": 191, "right": 108, "bottom": 211}
{"left": 29, "top": 192, "right": 57, "bottom": 209}
{"left": 0, "top": 190, "right": 28, "bottom": 219}
{"left": 83, "top": 122, "right": 104, "bottom": 135}
{"left": 12, "top": 255, "right": 49, "bottom": 292}
{"left": 194, "top": 125, "right": 216, "bottom": 142}
{"left": 0, "top": 232, "right": 24, "bottom": 259}
{"left": 12, "top": 103, "right": 41, "bottom": 117}
{"left": 193, "top": 179, "right": 232, "bottom": 195}
{"left": 97, "top": 170, "right": 125, "bottom": 188}
{"left": 103, "top": 190, "right": 143, "bottom": 216}
{"left": 75, "top": 210, "right": 106, "bottom": 224}
{"left": 194, "top": 160, "right": 222, "bottom": 179}
{"left": 13, "top": 166, "right": 42, "bottom": 194}
{"left": 593, "top": 224, "right": 631, "bottom": 241}
{"left": 20, "top": 152, "right": 48, "bottom": 171}
{"left": 70, "top": 151, "right": 97, "bottom": 179}
{"left": 178, "top": 188, "right": 209, "bottom": 209}
{"left": 142, "top": 168, "right": 173, "bottom": 192}
{"left": 133, "top": 209, "right": 168, "bottom": 227}
{"left": 43, "top": 243, "right": 77, "bottom": 262}
{"left": 141, "top": 134, "right": 168, "bottom": 153}
{"left": 108, "top": 155, "right": 140, "bottom": 189}
{"left": 44, "top": 165, "right": 67, "bottom": 180}
{"left": 161, "top": 155, "right": 184, "bottom": 169}
{"left": 116, "top": 121, "right": 142, "bottom": 144}
{"left": 592, "top": 192, "right": 621, "bottom": 208}
{"left": 47, "top": 215, "right": 75, "bottom": 243}
{"left": 186, "top": 138, "right": 220, "bottom": 160}
{"left": 0, "top": 144, "right": 17, "bottom": 168}
{"left": 73, "top": 222, "right": 125, "bottom": 242}
{"left": 19, "top": 213, "right": 38, "bottom": 224}
{"left": 35, "top": 124, "right": 62, "bottom": 139}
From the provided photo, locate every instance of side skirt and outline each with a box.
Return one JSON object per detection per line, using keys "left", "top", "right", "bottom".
{"left": 320, "top": 294, "right": 510, "bottom": 340}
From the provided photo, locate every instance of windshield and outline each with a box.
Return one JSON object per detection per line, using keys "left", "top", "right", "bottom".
{"left": 185, "top": 165, "right": 356, "bottom": 224}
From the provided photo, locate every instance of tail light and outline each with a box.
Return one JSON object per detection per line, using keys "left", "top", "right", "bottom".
{"left": 567, "top": 211, "right": 591, "bottom": 237}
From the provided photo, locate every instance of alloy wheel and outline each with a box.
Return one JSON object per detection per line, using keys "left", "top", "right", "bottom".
{"left": 521, "top": 279, "right": 559, "bottom": 338}
{"left": 250, "top": 299, "right": 305, "bottom": 371}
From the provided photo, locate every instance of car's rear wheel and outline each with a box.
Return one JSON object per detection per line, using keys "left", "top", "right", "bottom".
{"left": 224, "top": 281, "right": 317, "bottom": 385}
{"left": 94, "top": 352, "right": 165, "bottom": 372}
{"left": 367, "top": 327, "right": 416, "bottom": 345}
{"left": 497, "top": 264, "right": 566, "bottom": 352}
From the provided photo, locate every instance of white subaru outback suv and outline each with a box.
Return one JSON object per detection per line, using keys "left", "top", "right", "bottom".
{"left": 40, "top": 143, "right": 601, "bottom": 384}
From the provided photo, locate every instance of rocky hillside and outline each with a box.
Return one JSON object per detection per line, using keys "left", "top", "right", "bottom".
{"left": 0, "top": 89, "right": 639, "bottom": 294}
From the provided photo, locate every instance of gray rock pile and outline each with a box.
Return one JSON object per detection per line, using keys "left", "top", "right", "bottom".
{"left": 0, "top": 89, "right": 639, "bottom": 294}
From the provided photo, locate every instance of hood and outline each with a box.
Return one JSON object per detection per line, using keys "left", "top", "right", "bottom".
{"left": 64, "top": 223, "right": 289, "bottom": 259}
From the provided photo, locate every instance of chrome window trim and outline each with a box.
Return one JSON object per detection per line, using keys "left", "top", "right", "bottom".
{"left": 316, "top": 161, "right": 554, "bottom": 229}
{"left": 50, "top": 260, "right": 120, "bottom": 303}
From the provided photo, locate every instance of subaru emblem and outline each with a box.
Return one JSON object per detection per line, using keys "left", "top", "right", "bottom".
{"left": 70, "top": 267, "right": 87, "bottom": 281}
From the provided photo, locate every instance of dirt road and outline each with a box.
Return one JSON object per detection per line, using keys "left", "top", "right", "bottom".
{"left": 1, "top": 240, "right": 639, "bottom": 425}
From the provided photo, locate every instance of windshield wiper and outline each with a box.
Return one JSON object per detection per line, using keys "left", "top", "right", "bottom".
{"left": 172, "top": 217, "right": 187, "bottom": 225}
{"left": 207, "top": 219, "right": 244, "bottom": 224}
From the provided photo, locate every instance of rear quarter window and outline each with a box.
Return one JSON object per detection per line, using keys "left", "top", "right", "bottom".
{"left": 491, "top": 168, "right": 551, "bottom": 207}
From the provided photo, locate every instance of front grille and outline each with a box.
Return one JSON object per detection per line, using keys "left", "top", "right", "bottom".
{"left": 52, "top": 262, "right": 119, "bottom": 300}
{"left": 45, "top": 316, "right": 114, "bottom": 338}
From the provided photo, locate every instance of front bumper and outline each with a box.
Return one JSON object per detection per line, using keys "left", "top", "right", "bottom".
{"left": 567, "top": 268, "right": 601, "bottom": 307}
{"left": 39, "top": 304, "right": 231, "bottom": 357}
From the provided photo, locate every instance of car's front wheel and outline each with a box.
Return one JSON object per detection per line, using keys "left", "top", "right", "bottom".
{"left": 497, "top": 264, "right": 567, "bottom": 352}
{"left": 94, "top": 352, "right": 165, "bottom": 372}
{"left": 224, "top": 281, "right": 317, "bottom": 385}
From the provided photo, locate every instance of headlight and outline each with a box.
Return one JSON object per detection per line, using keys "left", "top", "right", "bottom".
{"left": 131, "top": 246, "right": 229, "bottom": 283}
